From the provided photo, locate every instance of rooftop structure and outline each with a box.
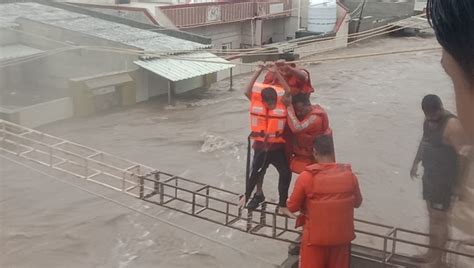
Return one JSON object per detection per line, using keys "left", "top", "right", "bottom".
{"left": 0, "top": 2, "right": 209, "bottom": 54}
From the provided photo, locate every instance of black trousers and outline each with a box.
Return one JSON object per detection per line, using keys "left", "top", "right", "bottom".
{"left": 245, "top": 148, "right": 292, "bottom": 207}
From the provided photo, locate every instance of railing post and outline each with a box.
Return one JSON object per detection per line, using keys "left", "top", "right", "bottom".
{"left": 260, "top": 203, "right": 267, "bottom": 226}
{"left": 122, "top": 170, "right": 127, "bottom": 192}
{"left": 246, "top": 209, "right": 253, "bottom": 232}
{"left": 391, "top": 229, "right": 398, "bottom": 260}
{"left": 174, "top": 178, "right": 178, "bottom": 199}
{"left": 225, "top": 202, "right": 230, "bottom": 225}
{"left": 272, "top": 207, "right": 278, "bottom": 238}
{"left": 159, "top": 182, "right": 165, "bottom": 204}
{"left": 238, "top": 194, "right": 243, "bottom": 219}
{"left": 154, "top": 172, "right": 160, "bottom": 193}
{"left": 192, "top": 193, "right": 196, "bottom": 215}
{"left": 139, "top": 176, "right": 145, "bottom": 199}
{"left": 205, "top": 187, "right": 210, "bottom": 208}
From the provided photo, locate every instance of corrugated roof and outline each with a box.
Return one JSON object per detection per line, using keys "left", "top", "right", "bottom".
{"left": 0, "top": 44, "right": 44, "bottom": 61}
{"left": 134, "top": 52, "right": 235, "bottom": 82}
{"left": 0, "top": 2, "right": 209, "bottom": 54}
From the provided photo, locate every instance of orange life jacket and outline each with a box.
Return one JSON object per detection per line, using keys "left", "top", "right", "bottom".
{"left": 292, "top": 105, "right": 329, "bottom": 158}
{"left": 250, "top": 83, "right": 287, "bottom": 144}
{"left": 304, "top": 163, "right": 357, "bottom": 246}
{"left": 290, "top": 106, "right": 332, "bottom": 173}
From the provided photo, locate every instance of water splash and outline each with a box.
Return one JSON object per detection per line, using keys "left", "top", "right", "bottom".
{"left": 199, "top": 133, "right": 238, "bottom": 153}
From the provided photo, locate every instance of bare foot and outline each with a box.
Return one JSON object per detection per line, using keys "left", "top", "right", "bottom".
{"left": 238, "top": 195, "right": 246, "bottom": 209}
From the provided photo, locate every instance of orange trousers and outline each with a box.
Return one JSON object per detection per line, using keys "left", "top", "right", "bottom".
{"left": 299, "top": 243, "right": 350, "bottom": 268}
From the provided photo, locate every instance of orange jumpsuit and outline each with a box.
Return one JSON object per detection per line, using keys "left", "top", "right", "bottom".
{"left": 287, "top": 105, "right": 331, "bottom": 173}
{"left": 287, "top": 163, "right": 363, "bottom": 268}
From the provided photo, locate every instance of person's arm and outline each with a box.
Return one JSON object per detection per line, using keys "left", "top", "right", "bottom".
{"left": 287, "top": 172, "right": 310, "bottom": 213}
{"left": 244, "top": 63, "right": 264, "bottom": 100}
{"left": 276, "top": 59, "right": 308, "bottom": 82}
{"left": 410, "top": 139, "right": 423, "bottom": 180}
{"left": 288, "top": 66, "right": 308, "bottom": 82}
{"left": 444, "top": 118, "right": 469, "bottom": 153}
{"left": 352, "top": 174, "right": 363, "bottom": 208}
{"left": 287, "top": 106, "right": 318, "bottom": 133}
{"left": 444, "top": 118, "right": 471, "bottom": 191}
{"left": 268, "top": 62, "right": 292, "bottom": 106}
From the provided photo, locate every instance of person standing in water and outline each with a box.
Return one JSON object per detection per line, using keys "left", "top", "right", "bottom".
{"left": 425, "top": 0, "right": 474, "bottom": 265}
{"left": 410, "top": 95, "right": 469, "bottom": 264}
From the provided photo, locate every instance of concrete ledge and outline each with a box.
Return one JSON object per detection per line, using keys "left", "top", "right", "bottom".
{"left": 0, "top": 97, "right": 73, "bottom": 128}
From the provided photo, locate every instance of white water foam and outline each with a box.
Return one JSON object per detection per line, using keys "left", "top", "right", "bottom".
{"left": 199, "top": 133, "right": 238, "bottom": 153}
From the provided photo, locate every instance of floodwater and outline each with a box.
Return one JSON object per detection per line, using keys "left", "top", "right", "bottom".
{"left": 0, "top": 35, "right": 463, "bottom": 267}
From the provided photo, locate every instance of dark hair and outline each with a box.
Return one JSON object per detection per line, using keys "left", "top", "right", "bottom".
{"left": 313, "top": 134, "right": 334, "bottom": 156}
{"left": 421, "top": 94, "right": 443, "bottom": 113}
{"left": 427, "top": 0, "right": 474, "bottom": 79}
{"left": 261, "top": 87, "right": 277, "bottom": 103}
{"left": 292, "top": 93, "right": 311, "bottom": 106}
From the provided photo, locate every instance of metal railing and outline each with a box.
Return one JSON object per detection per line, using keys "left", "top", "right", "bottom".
{"left": 0, "top": 119, "right": 472, "bottom": 266}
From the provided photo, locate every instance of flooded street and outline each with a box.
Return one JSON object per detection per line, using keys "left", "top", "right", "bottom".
{"left": 1, "top": 35, "right": 459, "bottom": 267}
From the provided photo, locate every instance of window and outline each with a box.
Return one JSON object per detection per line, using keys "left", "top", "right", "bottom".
{"left": 221, "top": 42, "right": 232, "bottom": 51}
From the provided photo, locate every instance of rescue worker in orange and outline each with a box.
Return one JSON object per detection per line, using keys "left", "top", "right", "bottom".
{"left": 263, "top": 58, "right": 314, "bottom": 96}
{"left": 286, "top": 134, "right": 363, "bottom": 268}
{"left": 242, "top": 62, "right": 292, "bottom": 211}
{"left": 286, "top": 93, "right": 332, "bottom": 174}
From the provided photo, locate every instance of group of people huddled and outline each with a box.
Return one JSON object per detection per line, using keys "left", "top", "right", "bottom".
{"left": 239, "top": 0, "right": 474, "bottom": 266}
{"left": 240, "top": 58, "right": 362, "bottom": 267}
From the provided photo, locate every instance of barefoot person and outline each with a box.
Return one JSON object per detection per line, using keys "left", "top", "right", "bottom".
{"left": 410, "top": 95, "right": 468, "bottom": 264}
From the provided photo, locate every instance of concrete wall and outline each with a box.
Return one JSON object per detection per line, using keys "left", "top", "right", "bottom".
{"left": 185, "top": 22, "right": 242, "bottom": 50}
{"left": 174, "top": 76, "right": 204, "bottom": 94}
{"left": 132, "top": 68, "right": 150, "bottom": 102}
{"left": 284, "top": 0, "right": 301, "bottom": 40}
{"left": 2, "top": 97, "right": 74, "bottom": 128}
{"left": 59, "top": 0, "right": 119, "bottom": 4}
{"left": 295, "top": 30, "right": 345, "bottom": 58}
{"left": 1, "top": 19, "right": 138, "bottom": 105}
{"left": 68, "top": 71, "right": 135, "bottom": 116}
{"left": 185, "top": 17, "right": 292, "bottom": 49}
{"left": 241, "top": 20, "right": 253, "bottom": 47}
{"left": 262, "top": 18, "right": 287, "bottom": 44}
{"left": 0, "top": 29, "right": 18, "bottom": 46}
{"left": 344, "top": 0, "right": 416, "bottom": 33}
{"left": 334, "top": 6, "right": 350, "bottom": 48}
{"left": 4, "top": 48, "right": 135, "bottom": 98}
{"left": 85, "top": 6, "right": 155, "bottom": 24}
{"left": 146, "top": 70, "right": 171, "bottom": 98}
